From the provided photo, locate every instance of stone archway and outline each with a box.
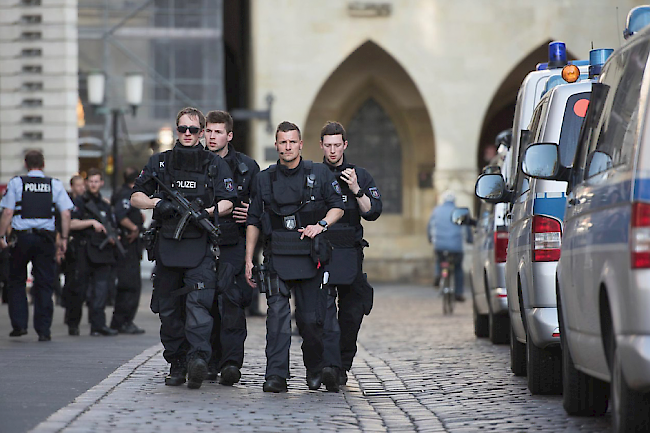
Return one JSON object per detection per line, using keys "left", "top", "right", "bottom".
{"left": 302, "top": 40, "right": 435, "bottom": 282}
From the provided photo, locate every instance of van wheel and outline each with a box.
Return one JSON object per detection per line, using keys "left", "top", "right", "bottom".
{"left": 473, "top": 301, "right": 489, "bottom": 338}
{"left": 527, "top": 333, "right": 562, "bottom": 395}
{"left": 609, "top": 329, "right": 650, "bottom": 431}
{"left": 510, "top": 323, "right": 526, "bottom": 376}
{"left": 489, "top": 311, "right": 509, "bottom": 345}
{"left": 560, "top": 304, "right": 608, "bottom": 415}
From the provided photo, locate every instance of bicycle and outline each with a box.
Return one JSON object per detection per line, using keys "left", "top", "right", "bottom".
{"left": 438, "top": 251, "right": 455, "bottom": 315}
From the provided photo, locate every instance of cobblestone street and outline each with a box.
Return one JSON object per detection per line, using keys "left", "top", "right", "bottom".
{"left": 30, "top": 284, "right": 612, "bottom": 432}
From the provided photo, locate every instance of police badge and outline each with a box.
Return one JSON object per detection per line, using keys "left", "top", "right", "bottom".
{"left": 332, "top": 180, "right": 342, "bottom": 195}
{"left": 224, "top": 178, "right": 234, "bottom": 192}
{"left": 283, "top": 215, "right": 297, "bottom": 230}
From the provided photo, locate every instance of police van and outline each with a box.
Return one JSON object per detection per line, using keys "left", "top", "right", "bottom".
{"left": 521, "top": 11, "right": 650, "bottom": 430}
{"left": 454, "top": 139, "right": 511, "bottom": 345}
{"left": 475, "top": 42, "right": 589, "bottom": 378}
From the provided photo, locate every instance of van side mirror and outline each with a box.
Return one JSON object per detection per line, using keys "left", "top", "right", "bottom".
{"left": 451, "top": 207, "right": 472, "bottom": 226}
{"left": 521, "top": 143, "right": 566, "bottom": 179}
{"left": 475, "top": 173, "right": 511, "bottom": 203}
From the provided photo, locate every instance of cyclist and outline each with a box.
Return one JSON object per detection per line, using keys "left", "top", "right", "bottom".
{"left": 427, "top": 190, "right": 466, "bottom": 302}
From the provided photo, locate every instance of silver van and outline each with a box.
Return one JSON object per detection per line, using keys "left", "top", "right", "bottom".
{"left": 523, "top": 33, "right": 650, "bottom": 431}
{"left": 455, "top": 149, "right": 510, "bottom": 345}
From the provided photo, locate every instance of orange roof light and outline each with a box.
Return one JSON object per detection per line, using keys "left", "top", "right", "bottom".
{"left": 562, "top": 64, "right": 580, "bottom": 83}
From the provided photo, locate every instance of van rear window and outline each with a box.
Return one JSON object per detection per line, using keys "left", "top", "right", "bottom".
{"left": 558, "top": 92, "right": 590, "bottom": 166}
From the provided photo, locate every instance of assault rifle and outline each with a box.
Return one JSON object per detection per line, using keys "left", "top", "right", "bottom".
{"left": 151, "top": 174, "right": 221, "bottom": 250}
{"left": 84, "top": 200, "right": 126, "bottom": 257}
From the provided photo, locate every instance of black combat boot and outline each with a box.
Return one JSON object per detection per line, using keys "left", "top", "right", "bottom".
{"left": 165, "top": 360, "right": 187, "bottom": 386}
{"left": 263, "top": 375, "right": 288, "bottom": 393}
{"left": 206, "top": 358, "right": 219, "bottom": 381}
{"left": 322, "top": 366, "right": 340, "bottom": 392}
{"left": 306, "top": 371, "right": 322, "bottom": 390}
{"left": 339, "top": 369, "right": 348, "bottom": 386}
{"left": 187, "top": 356, "right": 208, "bottom": 390}
{"left": 219, "top": 363, "right": 241, "bottom": 386}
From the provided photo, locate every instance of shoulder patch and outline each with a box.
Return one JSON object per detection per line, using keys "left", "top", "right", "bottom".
{"left": 224, "top": 178, "right": 234, "bottom": 192}
{"left": 121, "top": 198, "right": 130, "bottom": 210}
{"left": 369, "top": 187, "right": 381, "bottom": 199}
{"left": 332, "top": 180, "right": 342, "bottom": 195}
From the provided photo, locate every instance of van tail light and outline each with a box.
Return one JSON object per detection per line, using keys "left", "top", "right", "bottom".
{"left": 631, "top": 202, "right": 650, "bottom": 269}
{"left": 533, "top": 215, "right": 562, "bottom": 262}
{"left": 494, "top": 229, "right": 509, "bottom": 263}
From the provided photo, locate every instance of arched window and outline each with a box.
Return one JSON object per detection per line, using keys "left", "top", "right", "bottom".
{"left": 346, "top": 98, "right": 402, "bottom": 214}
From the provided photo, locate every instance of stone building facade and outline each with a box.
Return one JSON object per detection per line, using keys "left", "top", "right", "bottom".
{"left": 248, "top": 0, "right": 644, "bottom": 281}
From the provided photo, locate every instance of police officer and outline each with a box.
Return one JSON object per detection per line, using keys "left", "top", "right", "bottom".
{"left": 66, "top": 168, "right": 121, "bottom": 337}
{"left": 131, "top": 107, "right": 236, "bottom": 390}
{"left": 0, "top": 150, "right": 73, "bottom": 341}
{"left": 109, "top": 167, "right": 146, "bottom": 334}
{"left": 203, "top": 110, "right": 260, "bottom": 384}
{"left": 319, "top": 121, "right": 382, "bottom": 387}
{"left": 245, "top": 121, "right": 344, "bottom": 393}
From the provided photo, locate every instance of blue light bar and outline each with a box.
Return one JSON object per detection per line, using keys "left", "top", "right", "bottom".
{"left": 548, "top": 41, "right": 568, "bottom": 69}
{"left": 588, "top": 48, "right": 614, "bottom": 78}
{"left": 624, "top": 6, "right": 650, "bottom": 39}
{"left": 536, "top": 59, "right": 588, "bottom": 71}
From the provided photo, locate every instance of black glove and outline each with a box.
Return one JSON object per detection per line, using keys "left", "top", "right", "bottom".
{"left": 154, "top": 199, "right": 176, "bottom": 218}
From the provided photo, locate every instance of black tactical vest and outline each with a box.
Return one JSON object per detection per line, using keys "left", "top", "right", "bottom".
{"left": 17, "top": 176, "right": 54, "bottom": 219}
{"left": 157, "top": 150, "right": 214, "bottom": 240}
{"left": 266, "top": 161, "right": 326, "bottom": 232}
{"left": 155, "top": 149, "right": 215, "bottom": 268}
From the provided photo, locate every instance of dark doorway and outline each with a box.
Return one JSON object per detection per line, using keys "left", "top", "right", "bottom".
{"left": 346, "top": 98, "right": 402, "bottom": 214}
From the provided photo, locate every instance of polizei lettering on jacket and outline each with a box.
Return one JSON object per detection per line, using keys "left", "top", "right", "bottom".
{"left": 173, "top": 180, "right": 197, "bottom": 189}
{"left": 24, "top": 182, "right": 51, "bottom": 192}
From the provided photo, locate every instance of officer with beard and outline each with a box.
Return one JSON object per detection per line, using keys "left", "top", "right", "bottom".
{"left": 245, "top": 121, "right": 344, "bottom": 393}
{"left": 131, "top": 107, "right": 236, "bottom": 390}
{"left": 203, "top": 110, "right": 260, "bottom": 385}
{"left": 319, "top": 121, "right": 382, "bottom": 387}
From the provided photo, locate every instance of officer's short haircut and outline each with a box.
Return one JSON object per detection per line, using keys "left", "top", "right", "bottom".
{"left": 205, "top": 110, "right": 233, "bottom": 133}
{"left": 70, "top": 173, "right": 83, "bottom": 186}
{"left": 320, "top": 121, "right": 347, "bottom": 142}
{"left": 86, "top": 168, "right": 103, "bottom": 180}
{"left": 24, "top": 150, "right": 44, "bottom": 170}
{"left": 176, "top": 107, "right": 206, "bottom": 130}
{"left": 275, "top": 121, "right": 301, "bottom": 141}
{"left": 123, "top": 166, "right": 139, "bottom": 184}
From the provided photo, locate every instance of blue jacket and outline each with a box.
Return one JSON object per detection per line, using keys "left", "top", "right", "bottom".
{"left": 427, "top": 199, "right": 463, "bottom": 253}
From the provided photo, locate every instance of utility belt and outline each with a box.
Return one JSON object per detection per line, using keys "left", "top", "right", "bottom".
{"left": 14, "top": 228, "right": 56, "bottom": 243}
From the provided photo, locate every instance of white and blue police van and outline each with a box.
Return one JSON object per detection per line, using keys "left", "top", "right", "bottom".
{"left": 520, "top": 7, "right": 650, "bottom": 430}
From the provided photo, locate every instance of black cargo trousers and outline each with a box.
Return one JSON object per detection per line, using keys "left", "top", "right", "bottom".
{"left": 110, "top": 238, "right": 143, "bottom": 330}
{"left": 151, "top": 250, "right": 217, "bottom": 365}
{"left": 265, "top": 266, "right": 339, "bottom": 379}
{"left": 209, "top": 238, "right": 253, "bottom": 371}
{"left": 323, "top": 248, "right": 373, "bottom": 372}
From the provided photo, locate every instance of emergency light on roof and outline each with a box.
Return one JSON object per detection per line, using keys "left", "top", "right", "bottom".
{"left": 548, "top": 41, "right": 568, "bottom": 69}
{"left": 624, "top": 6, "right": 650, "bottom": 39}
{"left": 562, "top": 65, "right": 580, "bottom": 83}
{"left": 589, "top": 48, "right": 614, "bottom": 78}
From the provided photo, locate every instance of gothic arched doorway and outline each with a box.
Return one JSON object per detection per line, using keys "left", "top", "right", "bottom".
{"left": 346, "top": 97, "right": 402, "bottom": 214}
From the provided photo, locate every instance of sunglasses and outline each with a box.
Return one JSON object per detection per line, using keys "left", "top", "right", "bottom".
{"left": 177, "top": 125, "right": 201, "bottom": 134}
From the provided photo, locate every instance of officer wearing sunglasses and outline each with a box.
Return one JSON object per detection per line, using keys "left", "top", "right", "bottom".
{"left": 131, "top": 107, "right": 237, "bottom": 390}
